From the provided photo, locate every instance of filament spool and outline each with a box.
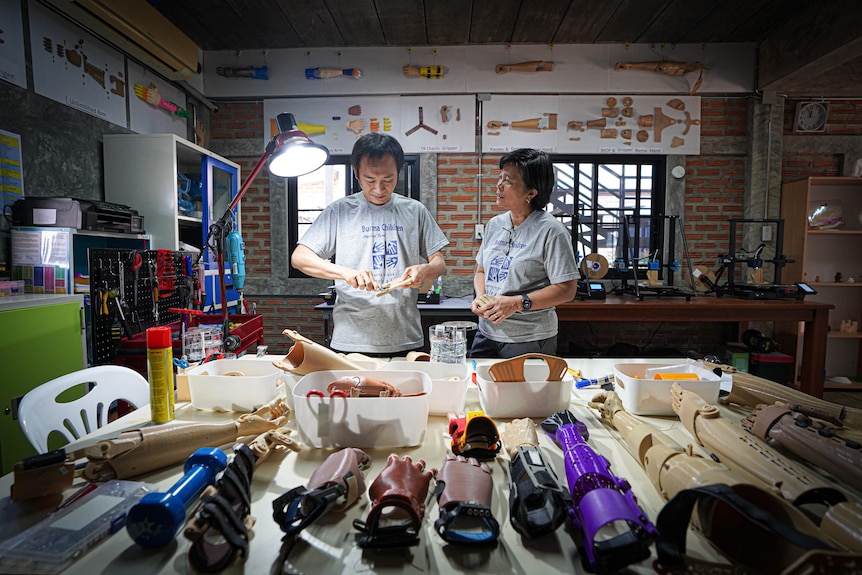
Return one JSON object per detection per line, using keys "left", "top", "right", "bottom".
{"left": 581, "top": 253, "right": 609, "bottom": 279}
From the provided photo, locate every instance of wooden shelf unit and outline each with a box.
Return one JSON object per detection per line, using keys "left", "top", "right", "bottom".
{"left": 778, "top": 177, "right": 862, "bottom": 391}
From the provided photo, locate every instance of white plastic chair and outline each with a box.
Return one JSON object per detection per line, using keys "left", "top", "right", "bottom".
{"left": 18, "top": 365, "right": 151, "bottom": 453}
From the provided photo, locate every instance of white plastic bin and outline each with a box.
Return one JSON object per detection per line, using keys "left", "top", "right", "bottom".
{"left": 186, "top": 358, "right": 284, "bottom": 412}
{"left": 383, "top": 361, "right": 470, "bottom": 415}
{"left": 614, "top": 362, "right": 721, "bottom": 416}
{"left": 292, "top": 370, "right": 431, "bottom": 448}
{"left": 476, "top": 361, "right": 573, "bottom": 418}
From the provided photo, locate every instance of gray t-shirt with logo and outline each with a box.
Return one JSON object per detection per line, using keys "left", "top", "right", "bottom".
{"left": 475, "top": 210, "right": 578, "bottom": 343}
{"left": 298, "top": 193, "right": 448, "bottom": 353}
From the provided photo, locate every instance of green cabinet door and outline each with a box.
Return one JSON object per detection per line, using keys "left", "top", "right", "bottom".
{"left": 0, "top": 299, "right": 84, "bottom": 474}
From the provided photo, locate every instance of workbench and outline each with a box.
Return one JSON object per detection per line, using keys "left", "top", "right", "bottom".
{"left": 316, "top": 296, "right": 833, "bottom": 397}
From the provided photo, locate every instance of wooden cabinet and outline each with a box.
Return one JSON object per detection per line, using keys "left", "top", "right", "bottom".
{"left": 0, "top": 295, "right": 85, "bottom": 474}
{"left": 103, "top": 134, "right": 241, "bottom": 309}
{"left": 780, "top": 177, "right": 862, "bottom": 390}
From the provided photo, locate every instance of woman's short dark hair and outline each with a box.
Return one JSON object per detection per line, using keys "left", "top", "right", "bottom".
{"left": 350, "top": 133, "right": 405, "bottom": 173}
{"left": 500, "top": 148, "right": 554, "bottom": 211}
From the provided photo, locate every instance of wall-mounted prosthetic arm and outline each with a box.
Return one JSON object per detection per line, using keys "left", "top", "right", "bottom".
{"left": 743, "top": 403, "right": 862, "bottom": 491}
{"left": 353, "top": 454, "right": 435, "bottom": 548}
{"left": 671, "top": 383, "right": 847, "bottom": 509}
{"left": 434, "top": 455, "right": 500, "bottom": 544}
{"left": 83, "top": 404, "right": 290, "bottom": 482}
{"left": 542, "top": 410, "right": 657, "bottom": 573}
{"left": 589, "top": 391, "right": 858, "bottom": 571}
{"left": 501, "top": 418, "right": 571, "bottom": 538}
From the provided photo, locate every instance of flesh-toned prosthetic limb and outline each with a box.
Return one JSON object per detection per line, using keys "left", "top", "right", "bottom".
{"left": 325, "top": 375, "right": 426, "bottom": 397}
{"left": 589, "top": 391, "right": 859, "bottom": 571}
{"left": 613, "top": 61, "right": 706, "bottom": 94}
{"left": 449, "top": 411, "right": 502, "bottom": 459}
{"left": 743, "top": 403, "right": 862, "bottom": 491}
{"left": 434, "top": 454, "right": 499, "bottom": 544}
{"left": 542, "top": 410, "right": 657, "bottom": 573}
{"left": 83, "top": 401, "right": 290, "bottom": 482}
{"left": 273, "top": 329, "right": 363, "bottom": 374}
{"left": 501, "top": 419, "right": 570, "bottom": 538}
{"left": 272, "top": 448, "right": 372, "bottom": 562}
{"left": 495, "top": 61, "right": 554, "bottom": 74}
{"left": 353, "top": 454, "right": 435, "bottom": 548}
{"left": 671, "top": 383, "right": 848, "bottom": 509}
{"left": 705, "top": 360, "right": 862, "bottom": 432}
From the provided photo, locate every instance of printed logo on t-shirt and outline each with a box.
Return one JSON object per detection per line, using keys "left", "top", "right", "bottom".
{"left": 373, "top": 239, "right": 399, "bottom": 270}
{"left": 487, "top": 254, "right": 511, "bottom": 283}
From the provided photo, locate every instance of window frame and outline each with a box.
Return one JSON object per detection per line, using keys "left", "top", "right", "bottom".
{"left": 548, "top": 154, "right": 667, "bottom": 281}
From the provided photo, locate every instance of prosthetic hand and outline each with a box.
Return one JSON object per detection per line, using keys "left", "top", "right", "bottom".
{"left": 184, "top": 444, "right": 257, "bottom": 572}
{"left": 501, "top": 418, "right": 570, "bottom": 539}
{"left": 353, "top": 454, "right": 435, "bottom": 548}
{"left": 434, "top": 455, "right": 499, "bottom": 544}
{"left": 671, "top": 383, "right": 847, "bottom": 508}
{"left": 743, "top": 403, "right": 862, "bottom": 491}
{"left": 500, "top": 418, "right": 538, "bottom": 459}
{"left": 449, "top": 411, "right": 502, "bottom": 460}
{"left": 272, "top": 448, "right": 372, "bottom": 542}
{"left": 542, "top": 410, "right": 657, "bottom": 573}
{"left": 326, "top": 375, "right": 425, "bottom": 398}
{"left": 588, "top": 391, "right": 860, "bottom": 571}
{"left": 83, "top": 405, "right": 289, "bottom": 482}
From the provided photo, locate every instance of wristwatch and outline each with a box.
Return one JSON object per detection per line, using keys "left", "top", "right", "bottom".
{"left": 521, "top": 294, "right": 532, "bottom": 310}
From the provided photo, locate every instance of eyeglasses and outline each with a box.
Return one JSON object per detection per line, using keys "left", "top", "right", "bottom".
{"left": 504, "top": 228, "right": 514, "bottom": 256}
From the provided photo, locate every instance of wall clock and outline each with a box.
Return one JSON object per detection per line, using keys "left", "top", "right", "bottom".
{"left": 794, "top": 102, "right": 828, "bottom": 133}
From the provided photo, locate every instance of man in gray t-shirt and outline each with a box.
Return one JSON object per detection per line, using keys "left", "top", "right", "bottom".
{"left": 292, "top": 134, "right": 448, "bottom": 354}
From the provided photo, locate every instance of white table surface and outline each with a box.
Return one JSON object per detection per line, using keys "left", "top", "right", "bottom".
{"left": 0, "top": 357, "right": 853, "bottom": 574}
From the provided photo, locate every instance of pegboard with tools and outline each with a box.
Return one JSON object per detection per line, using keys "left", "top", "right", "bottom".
{"left": 89, "top": 248, "right": 200, "bottom": 366}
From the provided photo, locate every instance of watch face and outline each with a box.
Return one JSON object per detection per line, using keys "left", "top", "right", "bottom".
{"left": 522, "top": 295, "right": 532, "bottom": 309}
{"left": 795, "top": 102, "right": 828, "bottom": 132}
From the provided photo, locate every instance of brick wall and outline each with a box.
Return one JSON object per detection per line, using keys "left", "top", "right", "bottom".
{"left": 210, "top": 97, "right": 862, "bottom": 358}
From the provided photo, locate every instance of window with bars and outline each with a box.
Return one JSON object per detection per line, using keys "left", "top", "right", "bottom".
{"left": 287, "top": 155, "right": 420, "bottom": 278}
{"left": 548, "top": 155, "right": 666, "bottom": 280}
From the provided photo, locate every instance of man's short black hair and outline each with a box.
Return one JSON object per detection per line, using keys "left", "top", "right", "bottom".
{"left": 499, "top": 148, "right": 554, "bottom": 211}
{"left": 350, "top": 133, "right": 405, "bottom": 173}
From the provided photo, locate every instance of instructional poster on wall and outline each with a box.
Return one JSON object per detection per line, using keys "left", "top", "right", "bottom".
{"left": 482, "top": 94, "right": 701, "bottom": 154}
{"left": 0, "top": 129, "right": 24, "bottom": 210}
{"left": 128, "top": 60, "right": 188, "bottom": 137}
{"left": 264, "top": 95, "right": 475, "bottom": 155}
{"left": 0, "top": 0, "right": 27, "bottom": 89}
{"left": 29, "top": 0, "right": 127, "bottom": 127}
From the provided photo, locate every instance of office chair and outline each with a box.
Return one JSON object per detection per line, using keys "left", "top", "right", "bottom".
{"left": 18, "top": 365, "right": 150, "bottom": 453}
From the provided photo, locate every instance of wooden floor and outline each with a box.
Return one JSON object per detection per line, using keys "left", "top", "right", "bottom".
{"left": 823, "top": 390, "right": 862, "bottom": 409}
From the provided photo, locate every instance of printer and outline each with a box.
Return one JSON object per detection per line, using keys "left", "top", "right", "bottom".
{"left": 11, "top": 197, "right": 144, "bottom": 234}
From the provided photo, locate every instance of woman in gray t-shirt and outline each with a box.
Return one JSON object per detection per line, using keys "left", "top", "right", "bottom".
{"left": 470, "top": 149, "right": 578, "bottom": 358}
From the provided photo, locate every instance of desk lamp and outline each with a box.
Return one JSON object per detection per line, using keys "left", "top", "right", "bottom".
{"left": 207, "top": 112, "right": 329, "bottom": 351}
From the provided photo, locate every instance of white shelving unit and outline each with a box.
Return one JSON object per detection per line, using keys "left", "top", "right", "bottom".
{"left": 780, "top": 177, "right": 862, "bottom": 390}
{"left": 103, "top": 134, "right": 241, "bottom": 309}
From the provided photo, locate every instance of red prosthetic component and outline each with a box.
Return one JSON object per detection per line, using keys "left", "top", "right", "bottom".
{"left": 353, "top": 454, "right": 435, "bottom": 547}
{"left": 450, "top": 412, "right": 502, "bottom": 460}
